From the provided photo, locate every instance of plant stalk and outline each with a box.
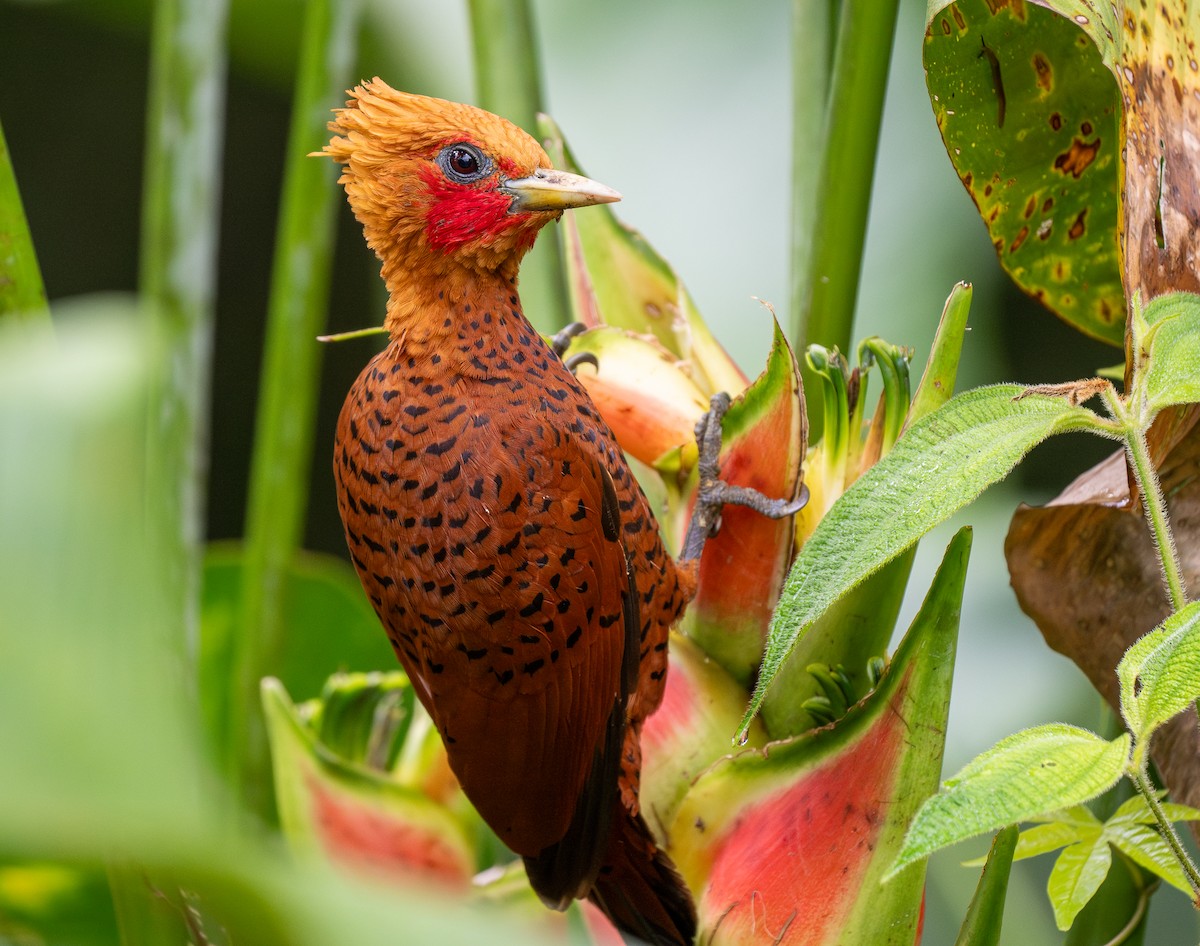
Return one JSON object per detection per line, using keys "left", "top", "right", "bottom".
{"left": 1130, "top": 766, "right": 1200, "bottom": 895}
{"left": 231, "top": 0, "right": 361, "bottom": 820}
{"left": 794, "top": 0, "right": 902, "bottom": 438}
{"left": 467, "top": 0, "right": 567, "bottom": 333}
{"left": 1101, "top": 386, "right": 1189, "bottom": 610}
{"left": 139, "top": 0, "right": 230, "bottom": 661}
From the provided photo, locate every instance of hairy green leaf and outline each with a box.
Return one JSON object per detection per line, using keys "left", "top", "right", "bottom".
{"left": 1116, "top": 601, "right": 1200, "bottom": 747}
{"left": 1048, "top": 836, "right": 1112, "bottom": 931}
{"left": 889, "top": 724, "right": 1128, "bottom": 876}
{"left": 908, "top": 282, "right": 972, "bottom": 426}
{"left": 741, "top": 386, "right": 1102, "bottom": 735}
{"left": 1138, "top": 292, "right": 1200, "bottom": 414}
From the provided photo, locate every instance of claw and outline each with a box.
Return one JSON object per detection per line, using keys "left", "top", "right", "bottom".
{"left": 549, "top": 321, "right": 588, "bottom": 358}
{"left": 680, "top": 393, "right": 808, "bottom": 562}
{"left": 563, "top": 351, "right": 599, "bottom": 374}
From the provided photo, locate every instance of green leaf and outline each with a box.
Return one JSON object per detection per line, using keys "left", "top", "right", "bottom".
{"left": 923, "top": 0, "right": 1124, "bottom": 344}
{"left": 200, "top": 544, "right": 397, "bottom": 766}
{"left": 1116, "top": 601, "right": 1200, "bottom": 749}
{"left": 953, "top": 825, "right": 1019, "bottom": 946}
{"left": 889, "top": 724, "right": 1129, "bottom": 877}
{"left": 1010, "top": 819, "right": 1094, "bottom": 862}
{"left": 673, "top": 529, "right": 971, "bottom": 946}
{"left": 760, "top": 548, "right": 915, "bottom": 738}
{"left": 741, "top": 385, "right": 1103, "bottom": 735}
{"left": 1106, "top": 821, "right": 1195, "bottom": 894}
{"left": 1138, "top": 292, "right": 1200, "bottom": 414}
{"left": 908, "top": 282, "right": 972, "bottom": 426}
{"left": 1047, "top": 836, "right": 1112, "bottom": 931}
{"left": 0, "top": 116, "right": 48, "bottom": 322}
{"left": 1109, "top": 792, "right": 1200, "bottom": 826}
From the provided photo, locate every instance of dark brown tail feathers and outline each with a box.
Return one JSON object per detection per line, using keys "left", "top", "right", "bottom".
{"left": 587, "top": 809, "right": 697, "bottom": 946}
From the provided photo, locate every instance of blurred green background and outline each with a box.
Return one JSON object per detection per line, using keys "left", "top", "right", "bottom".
{"left": 3, "top": 0, "right": 1191, "bottom": 941}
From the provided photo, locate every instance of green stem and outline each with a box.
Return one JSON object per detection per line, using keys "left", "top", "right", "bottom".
{"left": 230, "top": 0, "right": 361, "bottom": 820}
{"left": 139, "top": 0, "right": 230, "bottom": 660}
{"left": 795, "top": 0, "right": 902, "bottom": 438}
{"left": 1130, "top": 766, "right": 1200, "bottom": 895}
{"left": 0, "top": 115, "right": 49, "bottom": 323}
{"left": 1108, "top": 388, "right": 1195, "bottom": 609}
{"left": 467, "top": 0, "right": 567, "bottom": 333}
{"left": 789, "top": 0, "right": 835, "bottom": 343}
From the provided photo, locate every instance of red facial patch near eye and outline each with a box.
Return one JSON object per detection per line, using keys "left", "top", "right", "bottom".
{"left": 419, "top": 163, "right": 524, "bottom": 253}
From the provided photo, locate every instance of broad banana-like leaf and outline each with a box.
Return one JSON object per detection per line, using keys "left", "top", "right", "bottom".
{"left": 668, "top": 529, "right": 971, "bottom": 945}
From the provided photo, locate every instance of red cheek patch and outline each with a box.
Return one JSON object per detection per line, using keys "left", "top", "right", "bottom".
{"left": 419, "top": 165, "right": 523, "bottom": 253}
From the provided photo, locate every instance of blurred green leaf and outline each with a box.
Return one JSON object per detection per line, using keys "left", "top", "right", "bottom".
{"left": 924, "top": 0, "right": 1124, "bottom": 344}
{"left": 890, "top": 725, "right": 1129, "bottom": 878}
{"left": 953, "top": 825, "right": 1018, "bottom": 946}
{"left": 0, "top": 863, "right": 118, "bottom": 946}
{"left": 0, "top": 115, "right": 48, "bottom": 323}
{"left": 201, "top": 544, "right": 396, "bottom": 760}
{"left": 742, "top": 386, "right": 1104, "bottom": 736}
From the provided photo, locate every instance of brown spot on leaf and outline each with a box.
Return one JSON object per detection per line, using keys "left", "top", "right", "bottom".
{"left": 941, "top": 16, "right": 952, "bottom": 34}
{"left": 1068, "top": 208, "right": 1088, "bottom": 239}
{"left": 1098, "top": 298, "right": 1115, "bottom": 323}
{"left": 1080, "top": 121, "right": 1093, "bottom": 135}
{"left": 963, "top": 171, "right": 974, "bottom": 190}
{"left": 984, "top": 183, "right": 994, "bottom": 197}
{"left": 1049, "top": 112, "right": 1063, "bottom": 131}
{"left": 1024, "top": 195, "right": 1038, "bottom": 218}
{"left": 1054, "top": 137, "right": 1102, "bottom": 178}
{"left": 1032, "top": 52, "right": 1052, "bottom": 92}
{"left": 1042, "top": 196, "right": 1054, "bottom": 213}
{"left": 1010, "top": 226, "right": 1029, "bottom": 252}
{"left": 953, "top": 5, "right": 966, "bottom": 28}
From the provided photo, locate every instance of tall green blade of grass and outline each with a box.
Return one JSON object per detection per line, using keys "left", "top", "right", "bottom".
{"left": 139, "top": 0, "right": 231, "bottom": 657}
{"left": 230, "top": 0, "right": 362, "bottom": 820}
{"left": 467, "top": 0, "right": 568, "bottom": 333}
{"left": 0, "top": 116, "right": 48, "bottom": 323}
{"left": 792, "top": 0, "right": 901, "bottom": 436}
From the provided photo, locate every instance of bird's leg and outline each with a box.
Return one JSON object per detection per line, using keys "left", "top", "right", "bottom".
{"left": 550, "top": 321, "right": 599, "bottom": 375}
{"left": 679, "top": 392, "right": 809, "bottom": 562}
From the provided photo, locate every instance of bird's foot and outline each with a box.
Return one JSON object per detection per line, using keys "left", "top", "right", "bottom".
{"left": 679, "top": 392, "right": 809, "bottom": 562}
{"left": 550, "top": 322, "right": 599, "bottom": 375}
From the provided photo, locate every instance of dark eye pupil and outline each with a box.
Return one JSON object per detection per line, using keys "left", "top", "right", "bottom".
{"left": 450, "top": 149, "right": 478, "bottom": 175}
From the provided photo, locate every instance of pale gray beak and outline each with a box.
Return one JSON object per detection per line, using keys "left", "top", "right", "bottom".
{"left": 502, "top": 168, "right": 622, "bottom": 213}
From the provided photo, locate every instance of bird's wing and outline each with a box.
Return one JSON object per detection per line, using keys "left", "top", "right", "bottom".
{"left": 414, "top": 419, "right": 637, "bottom": 894}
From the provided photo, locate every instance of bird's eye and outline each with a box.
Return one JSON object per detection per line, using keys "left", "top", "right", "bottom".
{"left": 438, "top": 144, "right": 491, "bottom": 184}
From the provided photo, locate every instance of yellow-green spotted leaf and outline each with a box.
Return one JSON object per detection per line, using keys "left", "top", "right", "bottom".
{"left": 1116, "top": 601, "right": 1200, "bottom": 746}
{"left": 925, "top": 0, "right": 1123, "bottom": 343}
